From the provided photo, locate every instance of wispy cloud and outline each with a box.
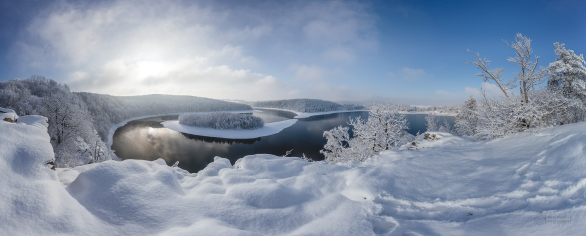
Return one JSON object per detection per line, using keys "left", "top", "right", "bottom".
{"left": 464, "top": 82, "right": 508, "bottom": 98}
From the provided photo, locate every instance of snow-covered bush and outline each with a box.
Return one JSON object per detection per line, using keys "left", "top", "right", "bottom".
{"left": 321, "top": 103, "right": 412, "bottom": 163}
{"left": 253, "top": 99, "right": 365, "bottom": 113}
{"left": 471, "top": 89, "right": 570, "bottom": 140}
{"left": 179, "top": 112, "right": 264, "bottom": 130}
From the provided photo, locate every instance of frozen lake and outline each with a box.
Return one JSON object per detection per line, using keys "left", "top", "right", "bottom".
{"left": 112, "top": 109, "right": 455, "bottom": 173}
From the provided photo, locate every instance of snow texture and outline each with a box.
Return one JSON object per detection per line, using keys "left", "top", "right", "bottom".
{"left": 162, "top": 119, "right": 297, "bottom": 139}
{"left": 3, "top": 114, "right": 586, "bottom": 235}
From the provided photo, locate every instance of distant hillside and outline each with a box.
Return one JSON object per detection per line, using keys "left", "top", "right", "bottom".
{"left": 252, "top": 98, "right": 364, "bottom": 113}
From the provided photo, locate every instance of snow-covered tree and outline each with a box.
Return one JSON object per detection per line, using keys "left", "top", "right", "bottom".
{"left": 463, "top": 33, "right": 576, "bottom": 139}
{"left": 455, "top": 96, "right": 478, "bottom": 136}
{"left": 425, "top": 112, "right": 439, "bottom": 132}
{"left": 321, "top": 103, "right": 412, "bottom": 163}
{"left": 466, "top": 33, "right": 547, "bottom": 101}
{"left": 547, "top": 42, "right": 586, "bottom": 123}
{"left": 505, "top": 33, "right": 547, "bottom": 103}
{"left": 179, "top": 112, "right": 264, "bottom": 130}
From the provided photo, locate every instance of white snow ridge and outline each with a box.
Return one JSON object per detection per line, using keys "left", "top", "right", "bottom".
{"left": 2, "top": 115, "right": 586, "bottom": 235}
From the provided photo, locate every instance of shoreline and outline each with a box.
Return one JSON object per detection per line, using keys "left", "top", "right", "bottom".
{"left": 161, "top": 119, "right": 297, "bottom": 139}
{"left": 254, "top": 107, "right": 457, "bottom": 117}
{"left": 253, "top": 107, "right": 370, "bottom": 118}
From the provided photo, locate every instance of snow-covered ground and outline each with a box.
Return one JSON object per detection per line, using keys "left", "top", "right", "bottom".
{"left": 161, "top": 119, "right": 297, "bottom": 139}
{"left": 254, "top": 107, "right": 369, "bottom": 118}
{"left": 107, "top": 110, "right": 261, "bottom": 148}
{"left": 2, "top": 115, "right": 586, "bottom": 235}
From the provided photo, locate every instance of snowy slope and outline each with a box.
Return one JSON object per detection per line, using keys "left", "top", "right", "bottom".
{"left": 2, "top": 116, "right": 586, "bottom": 235}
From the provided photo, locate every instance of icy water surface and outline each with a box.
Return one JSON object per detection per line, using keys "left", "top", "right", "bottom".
{"left": 112, "top": 109, "right": 455, "bottom": 173}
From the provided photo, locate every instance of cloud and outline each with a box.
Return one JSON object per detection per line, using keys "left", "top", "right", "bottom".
{"left": 435, "top": 90, "right": 455, "bottom": 96}
{"left": 464, "top": 82, "right": 507, "bottom": 98}
{"left": 481, "top": 82, "right": 504, "bottom": 95}
{"left": 66, "top": 62, "right": 296, "bottom": 100}
{"left": 390, "top": 68, "right": 432, "bottom": 80}
{"left": 299, "top": 1, "right": 377, "bottom": 62}
{"left": 289, "top": 64, "right": 328, "bottom": 81}
{"left": 464, "top": 87, "right": 481, "bottom": 97}
{"left": 11, "top": 0, "right": 378, "bottom": 101}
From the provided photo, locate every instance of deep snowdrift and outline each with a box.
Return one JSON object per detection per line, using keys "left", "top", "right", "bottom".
{"left": 2, "top": 116, "right": 586, "bottom": 235}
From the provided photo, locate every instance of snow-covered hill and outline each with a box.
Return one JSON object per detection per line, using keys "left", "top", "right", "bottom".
{"left": 2, "top": 116, "right": 586, "bottom": 235}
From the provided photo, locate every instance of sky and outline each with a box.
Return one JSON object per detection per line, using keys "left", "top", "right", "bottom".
{"left": 0, "top": 0, "right": 584, "bottom": 105}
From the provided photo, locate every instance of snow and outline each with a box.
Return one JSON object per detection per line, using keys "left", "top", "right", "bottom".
{"left": 16, "top": 115, "right": 48, "bottom": 128}
{"left": 0, "top": 107, "right": 18, "bottom": 122}
{"left": 254, "top": 107, "right": 369, "bottom": 118}
{"left": 107, "top": 110, "right": 261, "bottom": 148}
{"left": 2, "top": 114, "right": 586, "bottom": 235}
{"left": 161, "top": 119, "right": 297, "bottom": 139}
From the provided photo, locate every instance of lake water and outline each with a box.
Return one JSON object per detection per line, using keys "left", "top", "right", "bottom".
{"left": 112, "top": 109, "right": 455, "bottom": 173}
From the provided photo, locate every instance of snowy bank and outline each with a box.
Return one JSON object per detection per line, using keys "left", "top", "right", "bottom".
{"left": 162, "top": 119, "right": 297, "bottom": 139}
{"left": 3, "top": 114, "right": 586, "bottom": 235}
{"left": 254, "top": 107, "right": 369, "bottom": 118}
{"left": 107, "top": 110, "right": 261, "bottom": 148}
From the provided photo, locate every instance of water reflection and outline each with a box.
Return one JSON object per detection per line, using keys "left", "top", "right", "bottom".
{"left": 112, "top": 109, "right": 455, "bottom": 173}
{"left": 180, "top": 132, "right": 261, "bottom": 145}
{"left": 298, "top": 113, "right": 343, "bottom": 121}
